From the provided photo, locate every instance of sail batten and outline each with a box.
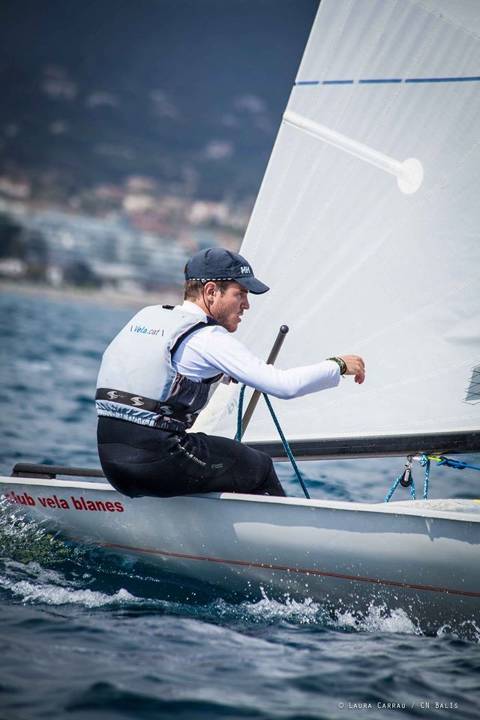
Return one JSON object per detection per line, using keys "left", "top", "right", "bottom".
{"left": 195, "top": 0, "right": 480, "bottom": 450}
{"left": 283, "top": 110, "right": 424, "bottom": 194}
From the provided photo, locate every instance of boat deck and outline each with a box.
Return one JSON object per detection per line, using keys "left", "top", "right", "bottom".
{"left": 390, "top": 498, "right": 480, "bottom": 516}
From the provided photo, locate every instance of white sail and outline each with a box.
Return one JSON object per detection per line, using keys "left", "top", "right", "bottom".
{"left": 196, "top": 0, "right": 480, "bottom": 451}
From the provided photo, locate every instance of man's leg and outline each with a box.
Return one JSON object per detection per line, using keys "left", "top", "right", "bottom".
{"left": 97, "top": 417, "right": 286, "bottom": 498}
{"left": 179, "top": 432, "right": 286, "bottom": 496}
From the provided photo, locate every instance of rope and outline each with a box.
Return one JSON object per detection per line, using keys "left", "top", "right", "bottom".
{"left": 384, "top": 473, "right": 404, "bottom": 503}
{"left": 235, "top": 384, "right": 247, "bottom": 441}
{"left": 410, "top": 473, "right": 417, "bottom": 500}
{"left": 419, "top": 454, "right": 430, "bottom": 499}
{"left": 428, "top": 455, "right": 480, "bottom": 472}
{"left": 235, "top": 385, "right": 310, "bottom": 499}
{"left": 385, "top": 452, "right": 480, "bottom": 503}
{"left": 262, "top": 394, "right": 310, "bottom": 499}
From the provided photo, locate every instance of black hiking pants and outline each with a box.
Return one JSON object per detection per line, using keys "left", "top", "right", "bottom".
{"left": 97, "top": 417, "right": 286, "bottom": 498}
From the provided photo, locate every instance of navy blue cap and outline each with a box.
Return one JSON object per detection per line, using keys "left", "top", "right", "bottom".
{"left": 184, "top": 247, "right": 269, "bottom": 294}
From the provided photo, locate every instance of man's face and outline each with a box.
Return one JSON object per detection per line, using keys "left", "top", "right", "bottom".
{"left": 211, "top": 281, "right": 250, "bottom": 332}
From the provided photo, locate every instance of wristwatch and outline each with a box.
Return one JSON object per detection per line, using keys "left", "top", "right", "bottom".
{"left": 327, "top": 356, "right": 347, "bottom": 375}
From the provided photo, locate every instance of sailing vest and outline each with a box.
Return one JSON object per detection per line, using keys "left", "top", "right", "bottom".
{"left": 95, "top": 305, "right": 221, "bottom": 432}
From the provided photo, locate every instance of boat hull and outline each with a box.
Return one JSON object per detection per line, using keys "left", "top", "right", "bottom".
{"left": 1, "top": 475, "right": 479, "bottom": 634}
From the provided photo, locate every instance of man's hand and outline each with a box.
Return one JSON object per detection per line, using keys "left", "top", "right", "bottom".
{"left": 339, "top": 355, "right": 365, "bottom": 384}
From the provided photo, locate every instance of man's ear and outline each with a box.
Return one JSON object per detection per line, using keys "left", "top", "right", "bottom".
{"left": 203, "top": 281, "right": 217, "bottom": 298}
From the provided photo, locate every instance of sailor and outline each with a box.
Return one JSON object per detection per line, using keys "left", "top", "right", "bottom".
{"left": 96, "top": 247, "right": 365, "bottom": 498}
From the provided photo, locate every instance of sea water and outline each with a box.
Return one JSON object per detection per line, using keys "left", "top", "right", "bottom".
{"left": 1, "top": 290, "right": 479, "bottom": 720}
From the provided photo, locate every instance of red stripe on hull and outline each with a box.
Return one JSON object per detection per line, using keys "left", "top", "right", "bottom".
{"left": 96, "top": 541, "right": 480, "bottom": 599}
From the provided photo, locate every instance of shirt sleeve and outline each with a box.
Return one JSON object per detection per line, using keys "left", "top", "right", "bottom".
{"left": 174, "top": 326, "right": 340, "bottom": 400}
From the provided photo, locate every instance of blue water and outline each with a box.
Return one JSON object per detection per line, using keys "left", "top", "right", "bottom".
{"left": 1, "top": 290, "right": 479, "bottom": 720}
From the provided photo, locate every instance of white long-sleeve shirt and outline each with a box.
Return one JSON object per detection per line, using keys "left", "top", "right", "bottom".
{"left": 173, "top": 301, "right": 340, "bottom": 400}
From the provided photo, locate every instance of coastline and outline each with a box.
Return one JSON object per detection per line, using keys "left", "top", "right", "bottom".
{"left": 0, "top": 280, "right": 182, "bottom": 310}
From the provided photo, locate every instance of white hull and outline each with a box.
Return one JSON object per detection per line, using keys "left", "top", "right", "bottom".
{"left": 1, "top": 474, "right": 479, "bottom": 634}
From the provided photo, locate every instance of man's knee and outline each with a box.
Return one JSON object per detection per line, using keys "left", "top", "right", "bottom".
{"left": 258, "top": 450, "right": 274, "bottom": 475}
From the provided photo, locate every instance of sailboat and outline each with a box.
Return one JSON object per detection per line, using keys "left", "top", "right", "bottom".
{"left": 1, "top": 0, "right": 479, "bottom": 634}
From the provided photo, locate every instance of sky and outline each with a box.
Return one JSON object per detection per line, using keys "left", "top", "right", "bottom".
{"left": 0, "top": 0, "right": 320, "bottom": 201}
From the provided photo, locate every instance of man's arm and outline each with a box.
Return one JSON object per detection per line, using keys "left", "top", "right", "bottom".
{"left": 174, "top": 326, "right": 346, "bottom": 400}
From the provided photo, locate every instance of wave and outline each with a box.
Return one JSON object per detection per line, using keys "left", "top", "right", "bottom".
{"left": 1, "top": 503, "right": 479, "bottom": 643}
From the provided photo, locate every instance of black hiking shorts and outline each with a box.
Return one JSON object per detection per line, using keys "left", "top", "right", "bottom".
{"left": 97, "top": 416, "right": 285, "bottom": 498}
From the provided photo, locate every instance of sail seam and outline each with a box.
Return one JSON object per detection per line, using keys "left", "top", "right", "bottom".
{"left": 295, "top": 76, "right": 480, "bottom": 86}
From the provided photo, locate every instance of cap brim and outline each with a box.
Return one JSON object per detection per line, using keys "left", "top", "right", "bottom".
{"left": 237, "top": 276, "right": 270, "bottom": 294}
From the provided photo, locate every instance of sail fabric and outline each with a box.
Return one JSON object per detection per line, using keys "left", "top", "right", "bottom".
{"left": 195, "top": 0, "right": 480, "bottom": 445}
